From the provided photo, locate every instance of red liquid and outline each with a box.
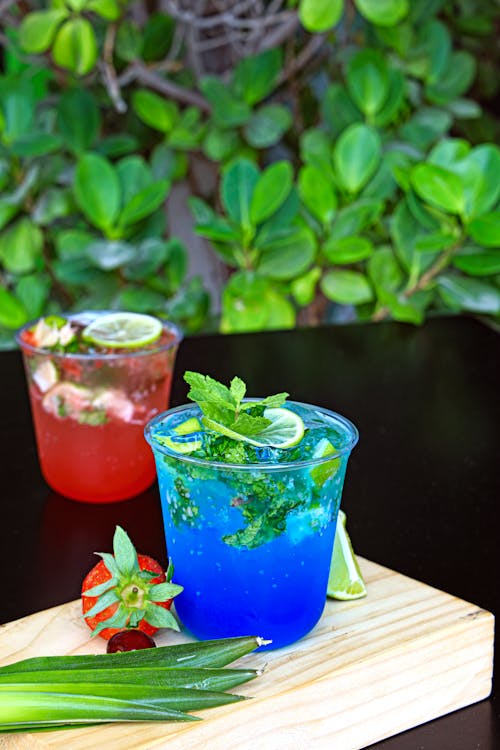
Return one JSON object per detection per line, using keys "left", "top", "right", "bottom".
{"left": 29, "top": 374, "right": 171, "bottom": 503}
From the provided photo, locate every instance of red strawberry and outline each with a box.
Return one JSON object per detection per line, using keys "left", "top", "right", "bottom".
{"left": 81, "top": 526, "right": 183, "bottom": 640}
{"left": 21, "top": 328, "right": 37, "bottom": 347}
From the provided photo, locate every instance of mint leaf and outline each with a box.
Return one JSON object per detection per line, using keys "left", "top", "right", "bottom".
{"left": 203, "top": 434, "right": 251, "bottom": 463}
{"left": 232, "top": 412, "right": 271, "bottom": 436}
{"left": 184, "top": 371, "right": 236, "bottom": 411}
{"left": 223, "top": 478, "right": 303, "bottom": 549}
{"left": 184, "top": 370, "right": 289, "bottom": 442}
{"left": 230, "top": 376, "right": 246, "bottom": 406}
{"left": 197, "top": 401, "right": 235, "bottom": 426}
{"left": 244, "top": 392, "right": 288, "bottom": 409}
{"left": 77, "top": 409, "right": 107, "bottom": 425}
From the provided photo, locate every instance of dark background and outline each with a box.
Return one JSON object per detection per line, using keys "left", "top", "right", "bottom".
{"left": 1, "top": 315, "right": 498, "bottom": 750}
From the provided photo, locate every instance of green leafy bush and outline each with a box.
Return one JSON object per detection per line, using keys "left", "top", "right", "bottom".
{"left": 0, "top": 0, "right": 498, "bottom": 345}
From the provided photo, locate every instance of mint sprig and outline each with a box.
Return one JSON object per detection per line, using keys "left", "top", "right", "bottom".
{"left": 184, "top": 372, "right": 288, "bottom": 440}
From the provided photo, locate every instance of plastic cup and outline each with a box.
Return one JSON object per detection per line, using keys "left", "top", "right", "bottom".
{"left": 17, "top": 312, "right": 182, "bottom": 503}
{"left": 145, "top": 401, "right": 358, "bottom": 649}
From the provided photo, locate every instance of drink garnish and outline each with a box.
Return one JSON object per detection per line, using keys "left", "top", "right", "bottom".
{"left": 82, "top": 312, "right": 163, "bottom": 349}
{"left": 28, "top": 316, "right": 76, "bottom": 349}
{"left": 327, "top": 510, "right": 367, "bottom": 600}
{"left": 155, "top": 416, "right": 203, "bottom": 454}
{"left": 183, "top": 371, "right": 304, "bottom": 449}
{"left": 310, "top": 438, "right": 341, "bottom": 486}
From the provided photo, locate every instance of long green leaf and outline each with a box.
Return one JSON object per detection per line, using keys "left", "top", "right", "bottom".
{"left": 0, "top": 636, "right": 265, "bottom": 674}
{"left": 0, "top": 683, "right": 245, "bottom": 711}
{"left": 0, "top": 666, "right": 259, "bottom": 691}
{"left": 0, "top": 691, "right": 196, "bottom": 726}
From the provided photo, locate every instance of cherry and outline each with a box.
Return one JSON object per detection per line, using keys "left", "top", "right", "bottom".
{"left": 106, "top": 629, "right": 157, "bottom": 653}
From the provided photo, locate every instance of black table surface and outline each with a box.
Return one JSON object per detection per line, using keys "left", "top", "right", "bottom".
{"left": 1, "top": 315, "right": 498, "bottom": 750}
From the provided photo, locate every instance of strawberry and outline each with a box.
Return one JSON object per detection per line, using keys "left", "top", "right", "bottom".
{"left": 81, "top": 526, "right": 183, "bottom": 640}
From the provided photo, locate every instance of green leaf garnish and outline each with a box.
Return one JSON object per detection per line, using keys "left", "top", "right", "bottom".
{"left": 184, "top": 371, "right": 288, "bottom": 441}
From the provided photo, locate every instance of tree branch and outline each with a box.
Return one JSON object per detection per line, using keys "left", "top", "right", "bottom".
{"left": 0, "top": 0, "right": 17, "bottom": 15}
{"left": 371, "top": 243, "right": 460, "bottom": 322}
{"left": 100, "top": 23, "right": 127, "bottom": 114}
{"left": 277, "top": 32, "right": 327, "bottom": 84}
{"left": 118, "top": 61, "right": 211, "bottom": 112}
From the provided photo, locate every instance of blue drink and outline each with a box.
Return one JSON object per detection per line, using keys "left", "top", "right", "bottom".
{"left": 145, "top": 401, "right": 358, "bottom": 649}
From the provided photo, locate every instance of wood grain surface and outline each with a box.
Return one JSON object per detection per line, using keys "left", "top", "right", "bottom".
{"left": 0, "top": 558, "right": 494, "bottom": 750}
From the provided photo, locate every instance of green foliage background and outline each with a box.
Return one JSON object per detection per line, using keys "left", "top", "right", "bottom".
{"left": 0, "top": 0, "right": 499, "bottom": 345}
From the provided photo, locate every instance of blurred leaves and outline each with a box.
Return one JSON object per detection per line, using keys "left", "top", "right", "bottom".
{"left": 0, "top": 0, "right": 499, "bottom": 341}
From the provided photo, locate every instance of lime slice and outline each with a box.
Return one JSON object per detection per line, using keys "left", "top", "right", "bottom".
{"left": 157, "top": 435, "right": 202, "bottom": 454}
{"left": 310, "top": 438, "right": 341, "bottom": 487}
{"left": 82, "top": 313, "right": 163, "bottom": 349}
{"left": 327, "top": 510, "right": 367, "bottom": 600}
{"left": 204, "top": 407, "right": 305, "bottom": 449}
{"left": 155, "top": 416, "right": 203, "bottom": 454}
{"left": 174, "top": 417, "right": 202, "bottom": 435}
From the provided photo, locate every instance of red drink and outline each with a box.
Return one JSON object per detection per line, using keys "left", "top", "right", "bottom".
{"left": 17, "top": 313, "right": 182, "bottom": 503}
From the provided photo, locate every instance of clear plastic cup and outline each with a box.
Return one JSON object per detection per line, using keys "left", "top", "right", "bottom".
{"left": 145, "top": 401, "right": 358, "bottom": 649}
{"left": 17, "top": 312, "right": 182, "bottom": 503}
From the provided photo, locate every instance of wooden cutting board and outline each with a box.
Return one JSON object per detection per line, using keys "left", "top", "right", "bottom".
{"left": 0, "top": 558, "right": 494, "bottom": 750}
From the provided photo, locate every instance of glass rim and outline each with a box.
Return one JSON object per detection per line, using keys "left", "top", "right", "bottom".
{"left": 144, "top": 400, "right": 359, "bottom": 471}
{"left": 15, "top": 312, "right": 183, "bottom": 361}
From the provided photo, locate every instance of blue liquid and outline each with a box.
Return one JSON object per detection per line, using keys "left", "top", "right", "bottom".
{"left": 148, "top": 402, "right": 357, "bottom": 650}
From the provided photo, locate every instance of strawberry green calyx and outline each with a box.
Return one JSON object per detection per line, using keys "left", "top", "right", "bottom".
{"left": 82, "top": 526, "right": 183, "bottom": 639}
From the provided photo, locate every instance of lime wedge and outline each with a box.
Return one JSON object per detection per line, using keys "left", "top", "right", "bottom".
{"left": 310, "top": 438, "right": 341, "bottom": 487}
{"left": 327, "top": 510, "right": 367, "bottom": 600}
{"left": 155, "top": 416, "right": 203, "bottom": 454}
{"left": 204, "top": 407, "right": 304, "bottom": 449}
{"left": 82, "top": 313, "right": 163, "bottom": 349}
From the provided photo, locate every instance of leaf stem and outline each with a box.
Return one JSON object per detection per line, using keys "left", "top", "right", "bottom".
{"left": 371, "top": 240, "right": 462, "bottom": 322}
